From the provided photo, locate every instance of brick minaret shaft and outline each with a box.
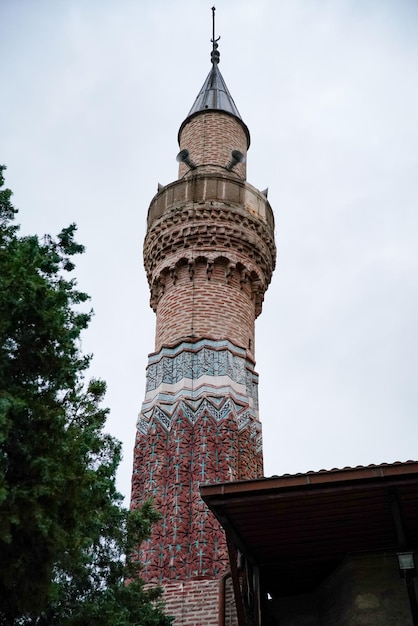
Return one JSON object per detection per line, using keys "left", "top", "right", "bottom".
{"left": 130, "top": 23, "right": 276, "bottom": 624}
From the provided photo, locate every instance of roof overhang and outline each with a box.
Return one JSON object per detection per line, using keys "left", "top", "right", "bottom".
{"left": 201, "top": 461, "right": 418, "bottom": 598}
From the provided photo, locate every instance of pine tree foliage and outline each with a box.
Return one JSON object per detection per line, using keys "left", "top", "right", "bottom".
{"left": 0, "top": 166, "right": 172, "bottom": 626}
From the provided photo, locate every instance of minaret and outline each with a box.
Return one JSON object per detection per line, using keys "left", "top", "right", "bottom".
{"left": 130, "top": 9, "right": 276, "bottom": 624}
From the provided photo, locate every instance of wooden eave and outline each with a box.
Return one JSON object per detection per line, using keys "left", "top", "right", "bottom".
{"left": 201, "top": 461, "right": 418, "bottom": 598}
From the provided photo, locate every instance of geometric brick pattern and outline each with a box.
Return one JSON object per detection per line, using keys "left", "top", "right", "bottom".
{"left": 130, "top": 338, "right": 263, "bottom": 582}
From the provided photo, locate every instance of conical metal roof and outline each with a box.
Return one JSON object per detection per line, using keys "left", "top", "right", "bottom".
{"left": 186, "top": 63, "right": 242, "bottom": 119}
{"left": 178, "top": 31, "right": 250, "bottom": 148}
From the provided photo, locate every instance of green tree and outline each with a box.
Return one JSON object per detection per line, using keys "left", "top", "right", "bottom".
{"left": 0, "top": 166, "right": 171, "bottom": 625}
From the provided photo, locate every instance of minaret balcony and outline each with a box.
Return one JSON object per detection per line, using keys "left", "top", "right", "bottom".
{"left": 147, "top": 172, "right": 275, "bottom": 234}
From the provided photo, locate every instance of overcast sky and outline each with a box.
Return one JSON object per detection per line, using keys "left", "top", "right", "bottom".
{"left": 2, "top": 0, "right": 418, "bottom": 502}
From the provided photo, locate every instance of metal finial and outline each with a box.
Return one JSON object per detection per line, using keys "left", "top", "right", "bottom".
{"left": 211, "top": 6, "right": 220, "bottom": 65}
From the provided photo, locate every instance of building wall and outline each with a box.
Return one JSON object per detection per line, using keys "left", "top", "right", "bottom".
{"left": 263, "top": 553, "right": 416, "bottom": 626}
{"left": 163, "top": 579, "right": 220, "bottom": 626}
{"left": 162, "top": 577, "right": 238, "bottom": 626}
{"left": 319, "top": 553, "right": 415, "bottom": 626}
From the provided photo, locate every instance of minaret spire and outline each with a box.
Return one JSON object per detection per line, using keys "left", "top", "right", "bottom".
{"left": 178, "top": 6, "right": 250, "bottom": 148}
{"left": 211, "top": 6, "right": 220, "bottom": 65}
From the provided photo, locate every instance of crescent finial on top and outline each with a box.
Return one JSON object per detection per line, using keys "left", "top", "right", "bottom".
{"left": 211, "top": 6, "right": 220, "bottom": 65}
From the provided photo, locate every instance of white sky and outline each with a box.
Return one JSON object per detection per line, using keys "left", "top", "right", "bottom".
{"left": 2, "top": 0, "right": 418, "bottom": 502}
